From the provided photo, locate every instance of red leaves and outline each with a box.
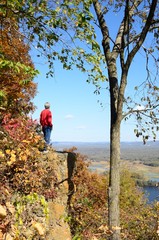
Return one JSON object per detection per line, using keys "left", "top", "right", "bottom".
{"left": 2, "top": 114, "right": 37, "bottom": 142}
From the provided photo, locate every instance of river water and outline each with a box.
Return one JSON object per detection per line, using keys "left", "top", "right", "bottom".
{"left": 143, "top": 186, "right": 159, "bottom": 204}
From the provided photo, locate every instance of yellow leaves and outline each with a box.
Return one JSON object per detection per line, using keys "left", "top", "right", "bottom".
{"left": 22, "top": 134, "right": 41, "bottom": 146}
{"left": 7, "top": 152, "right": 16, "bottom": 166}
{"left": 18, "top": 148, "right": 30, "bottom": 161}
{"left": 6, "top": 149, "right": 16, "bottom": 155}
{"left": 5, "top": 147, "right": 32, "bottom": 163}
{"left": 25, "top": 148, "right": 31, "bottom": 156}
{"left": 19, "top": 154, "right": 27, "bottom": 161}
{"left": 0, "top": 150, "right": 5, "bottom": 158}
{"left": 5, "top": 149, "right": 11, "bottom": 154}
{"left": 33, "top": 135, "right": 41, "bottom": 143}
{"left": 5, "top": 148, "right": 31, "bottom": 165}
{"left": 16, "top": 148, "right": 21, "bottom": 153}
{"left": 98, "top": 224, "right": 109, "bottom": 232}
{"left": 10, "top": 153, "right": 16, "bottom": 161}
{"left": 5, "top": 149, "right": 16, "bottom": 165}
{"left": 3, "top": 139, "right": 42, "bottom": 168}
{"left": 22, "top": 140, "right": 30, "bottom": 144}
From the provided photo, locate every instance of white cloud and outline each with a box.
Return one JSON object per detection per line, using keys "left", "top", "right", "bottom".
{"left": 64, "top": 114, "right": 74, "bottom": 119}
{"left": 134, "top": 105, "right": 145, "bottom": 111}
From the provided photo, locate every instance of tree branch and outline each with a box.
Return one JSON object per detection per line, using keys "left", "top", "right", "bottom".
{"left": 114, "top": 0, "right": 142, "bottom": 62}
{"left": 93, "top": 0, "right": 111, "bottom": 62}
{"left": 125, "top": 0, "right": 158, "bottom": 70}
{"left": 122, "top": 103, "right": 159, "bottom": 119}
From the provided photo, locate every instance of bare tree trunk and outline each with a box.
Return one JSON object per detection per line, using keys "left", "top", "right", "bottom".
{"left": 108, "top": 71, "right": 121, "bottom": 240}
{"left": 108, "top": 121, "right": 121, "bottom": 240}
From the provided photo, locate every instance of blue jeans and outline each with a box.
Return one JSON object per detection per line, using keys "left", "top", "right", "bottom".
{"left": 42, "top": 126, "right": 52, "bottom": 145}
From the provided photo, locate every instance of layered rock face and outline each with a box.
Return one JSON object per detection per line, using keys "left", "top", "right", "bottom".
{"left": 46, "top": 151, "right": 76, "bottom": 240}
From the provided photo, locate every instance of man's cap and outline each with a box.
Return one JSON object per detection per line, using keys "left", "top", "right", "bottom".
{"left": 44, "top": 102, "right": 50, "bottom": 109}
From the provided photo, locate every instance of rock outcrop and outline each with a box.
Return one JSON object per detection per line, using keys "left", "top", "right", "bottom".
{"left": 0, "top": 149, "right": 76, "bottom": 240}
{"left": 46, "top": 151, "right": 76, "bottom": 240}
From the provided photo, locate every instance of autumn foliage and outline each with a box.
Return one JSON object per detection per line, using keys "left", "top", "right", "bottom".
{"left": 0, "top": 17, "right": 38, "bottom": 119}
{"left": 0, "top": 17, "right": 57, "bottom": 238}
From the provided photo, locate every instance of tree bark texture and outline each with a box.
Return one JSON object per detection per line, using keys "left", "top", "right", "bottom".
{"left": 108, "top": 121, "right": 121, "bottom": 240}
{"left": 108, "top": 73, "right": 121, "bottom": 240}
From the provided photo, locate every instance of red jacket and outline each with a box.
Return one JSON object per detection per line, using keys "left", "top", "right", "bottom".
{"left": 40, "top": 109, "right": 52, "bottom": 127}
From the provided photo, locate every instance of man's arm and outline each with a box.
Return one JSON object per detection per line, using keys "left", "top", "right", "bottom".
{"left": 47, "top": 111, "right": 52, "bottom": 127}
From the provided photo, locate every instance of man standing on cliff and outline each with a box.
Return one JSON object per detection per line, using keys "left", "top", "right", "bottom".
{"left": 40, "top": 102, "right": 53, "bottom": 149}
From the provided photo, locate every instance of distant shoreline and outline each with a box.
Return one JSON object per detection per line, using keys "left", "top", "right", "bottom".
{"left": 53, "top": 141, "right": 159, "bottom": 185}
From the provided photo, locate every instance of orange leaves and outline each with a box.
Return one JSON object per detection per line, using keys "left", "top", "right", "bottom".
{"left": 0, "top": 19, "right": 37, "bottom": 117}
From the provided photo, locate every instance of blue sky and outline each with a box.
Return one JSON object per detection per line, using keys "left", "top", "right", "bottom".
{"left": 31, "top": 54, "right": 148, "bottom": 143}
{"left": 32, "top": 60, "right": 110, "bottom": 142}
